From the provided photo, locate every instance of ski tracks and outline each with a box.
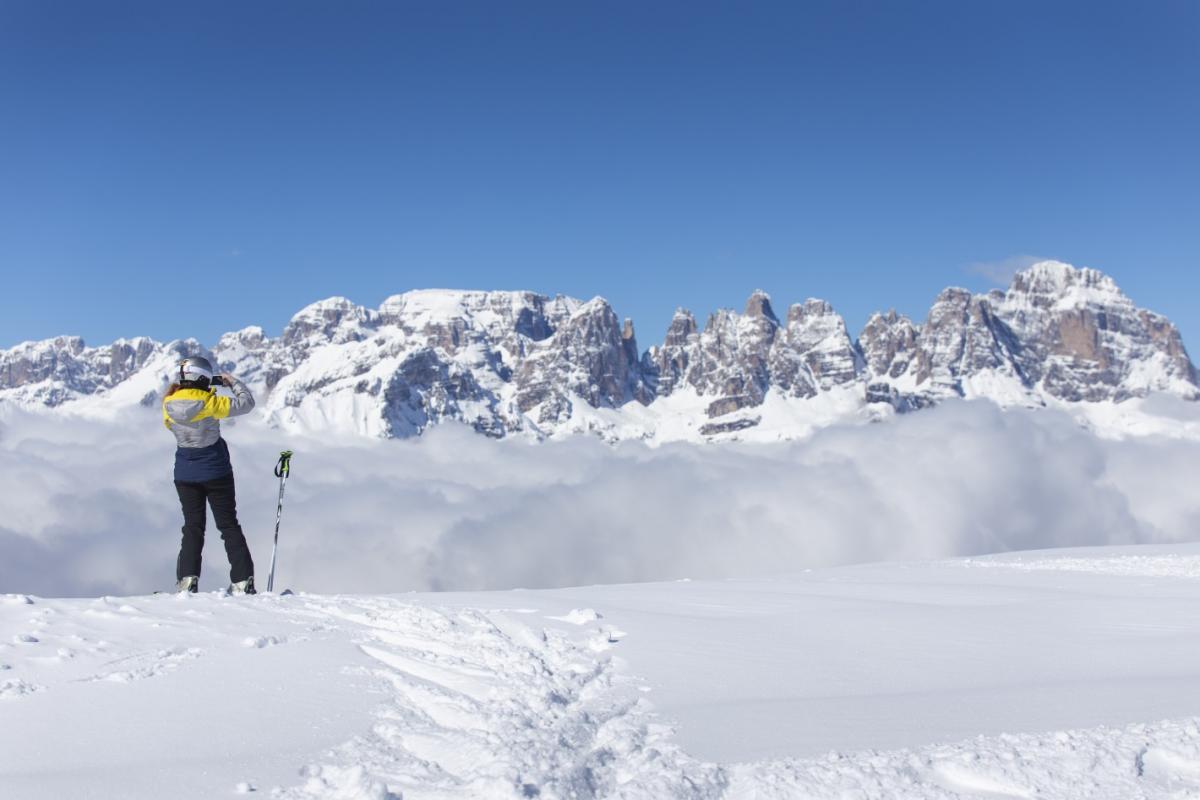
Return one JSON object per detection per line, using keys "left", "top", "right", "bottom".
{"left": 277, "top": 596, "right": 725, "bottom": 800}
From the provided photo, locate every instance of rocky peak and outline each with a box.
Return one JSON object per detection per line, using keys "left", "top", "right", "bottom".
{"left": 213, "top": 326, "right": 289, "bottom": 391}
{"left": 620, "top": 318, "right": 643, "bottom": 386}
{"left": 993, "top": 261, "right": 1196, "bottom": 401}
{"left": 0, "top": 336, "right": 207, "bottom": 407}
{"left": 787, "top": 298, "right": 835, "bottom": 322}
{"left": 376, "top": 289, "right": 574, "bottom": 355}
{"left": 909, "top": 289, "right": 1024, "bottom": 395}
{"left": 663, "top": 309, "right": 698, "bottom": 346}
{"left": 514, "top": 298, "right": 650, "bottom": 424}
{"left": 744, "top": 290, "right": 779, "bottom": 323}
{"left": 1008, "top": 260, "right": 1125, "bottom": 309}
{"left": 282, "top": 297, "right": 377, "bottom": 346}
{"left": 681, "top": 296, "right": 781, "bottom": 415}
{"left": 0, "top": 336, "right": 88, "bottom": 396}
{"left": 857, "top": 262, "right": 1197, "bottom": 408}
{"left": 768, "top": 299, "right": 861, "bottom": 398}
{"left": 646, "top": 309, "right": 698, "bottom": 396}
{"left": 858, "top": 310, "right": 920, "bottom": 379}
{"left": 217, "top": 326, "right": 266, "bottom": 350}
{"left": 621, "top": 317, "right": 635, "bottom": 341}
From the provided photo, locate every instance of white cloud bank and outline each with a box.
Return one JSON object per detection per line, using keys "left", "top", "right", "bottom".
{"left": 0, "top": 401, "right": 1197, "bottom": 597}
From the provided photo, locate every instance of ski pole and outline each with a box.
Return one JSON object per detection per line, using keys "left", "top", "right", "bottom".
{"left": 267, "top": 450, "right": 293, "bottom": 593}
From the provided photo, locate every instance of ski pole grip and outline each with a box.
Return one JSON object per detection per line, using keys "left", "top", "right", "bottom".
{"left": 274, "top": 450, "right": 293, "bottom": 478}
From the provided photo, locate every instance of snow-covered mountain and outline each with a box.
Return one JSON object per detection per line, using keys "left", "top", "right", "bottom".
{"left": 2, "top": 261, "right": 1195, "bottom": 441}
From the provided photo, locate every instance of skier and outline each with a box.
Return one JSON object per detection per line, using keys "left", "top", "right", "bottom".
{"left": 162, "top": 356, "right": 257, "bottom": 594}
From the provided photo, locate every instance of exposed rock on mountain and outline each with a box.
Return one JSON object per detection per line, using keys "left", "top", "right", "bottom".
{"left": 770, "top": 298, "right": 862, "bottom": 399}
{"left": 0, "top": 336, "right": 207, "bottom": 408}
{"left": 645, "top": 308, "right": 699, "bottom": 399}
{"left": 2, "top": 261, "right": 1195, "bottom": 441}
{"left": 515, "top": 298, "right": 650, "bottom": 426}
{"left": 998, "top": 263, "right": 1196, "bottom": 402}
{"left": 859, "top": 310, "right": 920, "bottom": 380}
{"left": 643, "top": 291, "right": 862, "bottom": 421}
{"left": 862, "top": 262, "right": 1198, "bottom": 410}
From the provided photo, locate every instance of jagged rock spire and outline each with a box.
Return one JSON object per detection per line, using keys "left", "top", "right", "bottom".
{"left": 743, "top": 290, "right": 779, "bottom": 323}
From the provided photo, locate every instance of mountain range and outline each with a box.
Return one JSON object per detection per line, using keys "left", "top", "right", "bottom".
{"left": 2, "top": 261, "right": 1195, "bottom": 441}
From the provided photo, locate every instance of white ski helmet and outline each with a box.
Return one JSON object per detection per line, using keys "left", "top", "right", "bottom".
{"left": 175, "top": 356, "right": 215, "bottom": 384}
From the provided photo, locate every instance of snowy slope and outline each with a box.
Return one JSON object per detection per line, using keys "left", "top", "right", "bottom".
{"left": 4, "top": 544, "right": 1200, "bottom": 799}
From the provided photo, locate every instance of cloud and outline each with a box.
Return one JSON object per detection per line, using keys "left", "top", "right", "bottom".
{"left": 1, "top": 401, "right": 1198, "bottom": 597}
{"left": 964, "top": 255, "right": 1049, "bottom": 287}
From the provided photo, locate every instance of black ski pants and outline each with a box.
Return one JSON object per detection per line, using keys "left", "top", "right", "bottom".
{"left": 175, "top": 473, "right": 254, "bottom": 583}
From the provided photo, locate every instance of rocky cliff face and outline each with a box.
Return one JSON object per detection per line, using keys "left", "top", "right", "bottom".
{"left": 641, "top": 291, "right": 863, "bottom": 420}
{"left": 998, "top": 263, "right": 1196, "bottom": 402}
{"left": 2, "top": 262, "right": 1195, "bottom": 440}
{"left": 860, "top": 262, "right": 1198, "bottom": 410}
{"left": 0, "top": 336, "right": 208, "bottom": 408}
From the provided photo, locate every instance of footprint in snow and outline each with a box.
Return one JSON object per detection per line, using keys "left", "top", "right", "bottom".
{"left": 12, "top": 634, "right": 39, "bottom": 644}
{"left": 1, "top": 595, "right": 34, "bottom": 605}
{"left": 242, "top": 635, "right": 285, "bottom": 649}
{"left": 604, "top": 625, "right": 627, "bottom": 642}
{"left": 0, "top": 678, "right": 45, "bottom": 699}
{"left": 85, "top": 647, "right": 202, "bottom": 683}
{"left": 547, "top": 608, "right": 603, "bottom": 625}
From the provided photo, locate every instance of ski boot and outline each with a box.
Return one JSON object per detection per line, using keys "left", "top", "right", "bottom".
{"left": 230, "top": 577, "right": 257, "bottom": 595}
{"left": 176, "top": 576, "right": 199, "bottom": 594}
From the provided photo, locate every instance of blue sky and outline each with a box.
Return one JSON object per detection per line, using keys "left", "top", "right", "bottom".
{"left": 2, "top": 1, "right": 1197, "bottom": 354}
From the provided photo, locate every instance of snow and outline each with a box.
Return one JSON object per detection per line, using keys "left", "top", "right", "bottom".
{"left": 289, "top": 296, "right": 360, "bottom": 321}
{"left": 961, "top": 544, "right": 1200, "bottom": 578}
{"left": 958, "top": 368, "right": 1040, "bottom": 407}
{"left": 550, "top": 384, "right": 872, "bottom": 444}
{"left": 724, "top": 718, "right": 1200, "bottom": 799}
{"left": 5, "top": 544, "right": 1200, "bottom": 798}
{"left": 1061, "top": 392, "right": 1200, "bottom": 440}
{"left": 1005, "top": 260, "right": 1130, "bottom": 312}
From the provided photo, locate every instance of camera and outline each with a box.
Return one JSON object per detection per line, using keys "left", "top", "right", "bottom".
{"left": 210, "top": 376, "right": 227, "bottom": 387}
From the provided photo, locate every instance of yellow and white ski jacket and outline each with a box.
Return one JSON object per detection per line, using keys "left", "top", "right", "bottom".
{"left": 163, "top": 378, "right": 255, "bottom": 481}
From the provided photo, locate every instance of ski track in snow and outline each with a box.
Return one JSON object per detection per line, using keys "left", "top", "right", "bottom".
{"left": 277, "top": 596, "right": 724, "bottom": 800}
{"left": 5, "top": 564, "right": 1200, "bottom": 798}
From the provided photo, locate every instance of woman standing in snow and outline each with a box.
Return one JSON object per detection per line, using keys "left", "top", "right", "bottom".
{"left": 162, "top": 356, "right": 257, "bottom": 594}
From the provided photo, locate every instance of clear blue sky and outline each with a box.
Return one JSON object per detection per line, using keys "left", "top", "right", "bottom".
{"left": 2, "top": 1, "right": 1197, "bottom": 354}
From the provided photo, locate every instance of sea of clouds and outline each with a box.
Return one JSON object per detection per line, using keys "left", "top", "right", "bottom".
{"left": 1, "top": 400, "right": 1197, "bottom": 596}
